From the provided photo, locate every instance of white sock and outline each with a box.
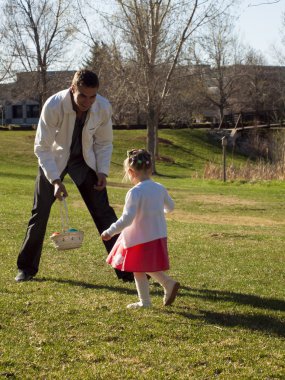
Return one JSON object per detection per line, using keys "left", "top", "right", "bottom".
{"left": 133, "top": 272, "right": 151, "bottom": 306}
{"left": 147, "top": 271, "right": 175, "bottom": 293}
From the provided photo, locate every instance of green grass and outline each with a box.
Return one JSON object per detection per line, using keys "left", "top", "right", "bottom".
{"left": 0, "top": 130, "right": 284, "bottom": 379}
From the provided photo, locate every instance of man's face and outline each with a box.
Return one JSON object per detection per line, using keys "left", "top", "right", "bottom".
{"left": 71, "top": 84, "right": 98, "bottom": 112}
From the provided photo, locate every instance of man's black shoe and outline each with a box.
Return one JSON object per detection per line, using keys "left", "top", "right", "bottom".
{"left": 115, "top": 269, "right": 134, "bottom": 282}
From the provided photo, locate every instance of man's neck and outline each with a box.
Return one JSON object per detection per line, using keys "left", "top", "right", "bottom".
{"left": 70, "top": 90, "right": 86, "bottom": 119}
{"left": 76, "top": 109, "right": 85, "bottom": 119}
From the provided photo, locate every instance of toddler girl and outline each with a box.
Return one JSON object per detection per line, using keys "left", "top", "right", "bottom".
{"left": 101, "top": 149, "right": 180, "bottom": 309}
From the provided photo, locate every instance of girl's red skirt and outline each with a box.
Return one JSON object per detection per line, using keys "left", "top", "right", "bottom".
{"left": 106, "top": 235, "right": 169, "bottom": 272}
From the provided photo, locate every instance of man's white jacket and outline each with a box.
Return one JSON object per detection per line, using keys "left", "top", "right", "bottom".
{"left": 34, "top": 89, "right": 113, "bottom": 184}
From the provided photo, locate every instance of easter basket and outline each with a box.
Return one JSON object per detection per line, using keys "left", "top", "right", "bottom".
{"left": 50, "top": 198, "right": 84, "bottom": 251}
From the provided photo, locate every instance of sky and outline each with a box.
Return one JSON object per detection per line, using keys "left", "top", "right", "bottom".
{"left": 0, "top": 0, "right": 284, "bottom": 68}
{"left": 238, "top": 0, "right": 285, "bottom": 63}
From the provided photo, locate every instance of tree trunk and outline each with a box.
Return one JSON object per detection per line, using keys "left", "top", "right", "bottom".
{"left": 40, "top": 70, "right": 48, "bottom": 109}
{"left": 219, "top": 105, "right": 224, "bottom": 124}
{"left": 147, "top": 103, "right": 158, "bottom": 174}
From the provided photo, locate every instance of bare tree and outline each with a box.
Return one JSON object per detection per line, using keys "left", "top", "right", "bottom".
{"left": 271, "top": 13, "right": 285, "bottom": 121}
{"left": 240, "top": 49, "right": 269, "bottom": 120}
{"left": 71, "top": 1, "right": 144, "bottom": 125}
{"left": 2, "top": 0, "right": 78, "bottom": 106}
{"left": 272, "top": 10, "right": 285, "bottom": 65}
{"left": 194, "top": 11, "right": 243, "bottom": 123}
{"left": 0, "top": 22, "right": 14, "bottom": 125}
{"left": 0, "top": 22, "right": 14, "bottom": 83}
{"left": 84, "top": 40, "right": 145, "bottom": 125}
{"left": 248, "top": 0, "right": 281, "bottom": 6}
{"left": 106, "top": 0, "right": 235, "bottom": 172}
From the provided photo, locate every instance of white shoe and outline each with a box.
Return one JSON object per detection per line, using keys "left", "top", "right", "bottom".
{"left": 164, "top": 281, "right": 180, "bottom": 306}
{"left": 127, "top": 301, "right": 151, "bottom": 309}
{"left": 15, "top": 270, "right": 34, "bottom": 282}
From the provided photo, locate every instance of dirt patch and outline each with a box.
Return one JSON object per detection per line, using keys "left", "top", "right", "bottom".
{"left": 134, "top": 136, "right": 146, "bottom": 142}
{"left": 156, "top": 155, "right": 175, "bottom": 163}
{"left": 70, "top": 193, "right": 280, "bottom": 227}
{"left": 186, "top": 194, "right": 258, "bottom": 206}
{"left": 71, "top": 201, "right": 123, "bottom": 211}
{"left": 158, "top": 137, "right": 173, "bottom": 145}
{"left": 168, "top": 210, "right": 285, "bottom": 227}
{"left": 25, "top": 135, "right": 35, "bottom": 140}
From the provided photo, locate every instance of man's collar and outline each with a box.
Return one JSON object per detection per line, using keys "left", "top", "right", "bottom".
{"left": 69, "top": 89, "right": 77, "bottom": 112}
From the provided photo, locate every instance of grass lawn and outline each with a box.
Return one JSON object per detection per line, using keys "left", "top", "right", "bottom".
{"left": 0, "top": 129, "right": 284, "bottom": 379}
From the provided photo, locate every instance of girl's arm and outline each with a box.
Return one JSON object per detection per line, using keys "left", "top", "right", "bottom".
{"left": 164, "top": 190, "right": 175, "bottom": 213}
{"left": 101, "top": 189, "right": 138, "bottom": 240}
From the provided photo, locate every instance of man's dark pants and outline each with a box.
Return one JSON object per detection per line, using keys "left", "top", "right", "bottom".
{"left": 17, "top": 167, "right": 133, "bottom": 281}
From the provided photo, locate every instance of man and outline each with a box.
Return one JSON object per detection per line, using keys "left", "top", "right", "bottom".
{"left": 15, "top": 69, "right": 134, "bottom": 283}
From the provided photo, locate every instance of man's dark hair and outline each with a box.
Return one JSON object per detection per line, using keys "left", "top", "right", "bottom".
{"left": 72, "top": 69, "right": 99, "bottom": 88}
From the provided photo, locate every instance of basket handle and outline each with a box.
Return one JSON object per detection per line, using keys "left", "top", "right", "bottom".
{"left": 59, "top": 197, "right": 69, "bottom": 232}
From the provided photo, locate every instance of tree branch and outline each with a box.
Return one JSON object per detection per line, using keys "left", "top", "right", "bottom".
{"left": 248, "top": 0, "right": 281, "bottom": 6}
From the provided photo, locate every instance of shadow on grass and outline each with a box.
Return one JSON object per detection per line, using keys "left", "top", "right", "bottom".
{"left": 32, "top": 278, "right": 285, "bottom": 337}
{"left": 33, "top": 277, "right": 137, "bottom": 295}
{"left": 154, "top": 172, "right": 186, "bottom": 179}
{"left": 166, "top": 307, "right": 285, "bottom": 338}
{"left": 180, "top": 286, "right": 285, "bottom": 312}
{"left": 163, "top": 286, "right": 285, "bottom": 337}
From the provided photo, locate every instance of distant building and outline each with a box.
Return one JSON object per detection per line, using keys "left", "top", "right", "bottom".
{"left": 0, "top": 71, "right": 75, "bottom": 126}
{"left": 0, "top": 65, "right": 284, "bottom": 128}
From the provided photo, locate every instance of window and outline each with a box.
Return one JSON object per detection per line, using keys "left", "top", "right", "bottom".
{"left": 26, "top": 104, "right": 40, "bottom": 118}
{"left": 0, "top": 105, "right": 5, "bottom": 125}
{"left": 12, "top": 105, "right": 23, "bottom": 118}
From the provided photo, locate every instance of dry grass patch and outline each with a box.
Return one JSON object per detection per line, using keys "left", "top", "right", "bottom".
{"left": 168, "top": 210, "right": 285, "bottom": 227}
{"left": 188, "top": 194, "right": 258, "bottom": 206}
{"left": 203, "top": 161, "right": 285, "bottom": 181}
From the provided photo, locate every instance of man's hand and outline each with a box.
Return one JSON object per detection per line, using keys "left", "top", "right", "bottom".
{"left": 101, "top": 231, "right": 112, "bottom": 241}
{"left": 94, "top": 172, "right": 107, "bottom": 191}
{"left": 53, "top": 179, "right": 68, "bottom": 200}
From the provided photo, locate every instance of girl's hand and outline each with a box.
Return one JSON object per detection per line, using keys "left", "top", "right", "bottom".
{"left": 101, "top": 231, "right": 111, "bottom": 241}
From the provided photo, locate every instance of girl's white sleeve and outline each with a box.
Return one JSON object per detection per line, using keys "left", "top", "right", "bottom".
{"left": 164, "top": 189, "right": 175, "bottom": 213}
{"left": 105, "top": 189, "right": 139, "bottom": 237}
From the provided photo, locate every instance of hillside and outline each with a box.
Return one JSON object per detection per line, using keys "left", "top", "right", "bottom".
{"left": 0, "top": 129, "right": 248, "bottom": 180}
{"left": 112, "top": 129, "right": 248, "bottom": 180}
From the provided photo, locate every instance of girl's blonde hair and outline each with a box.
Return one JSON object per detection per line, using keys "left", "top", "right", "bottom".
{"left": 123, "top": 149, "right": 152, "bottom": 180}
